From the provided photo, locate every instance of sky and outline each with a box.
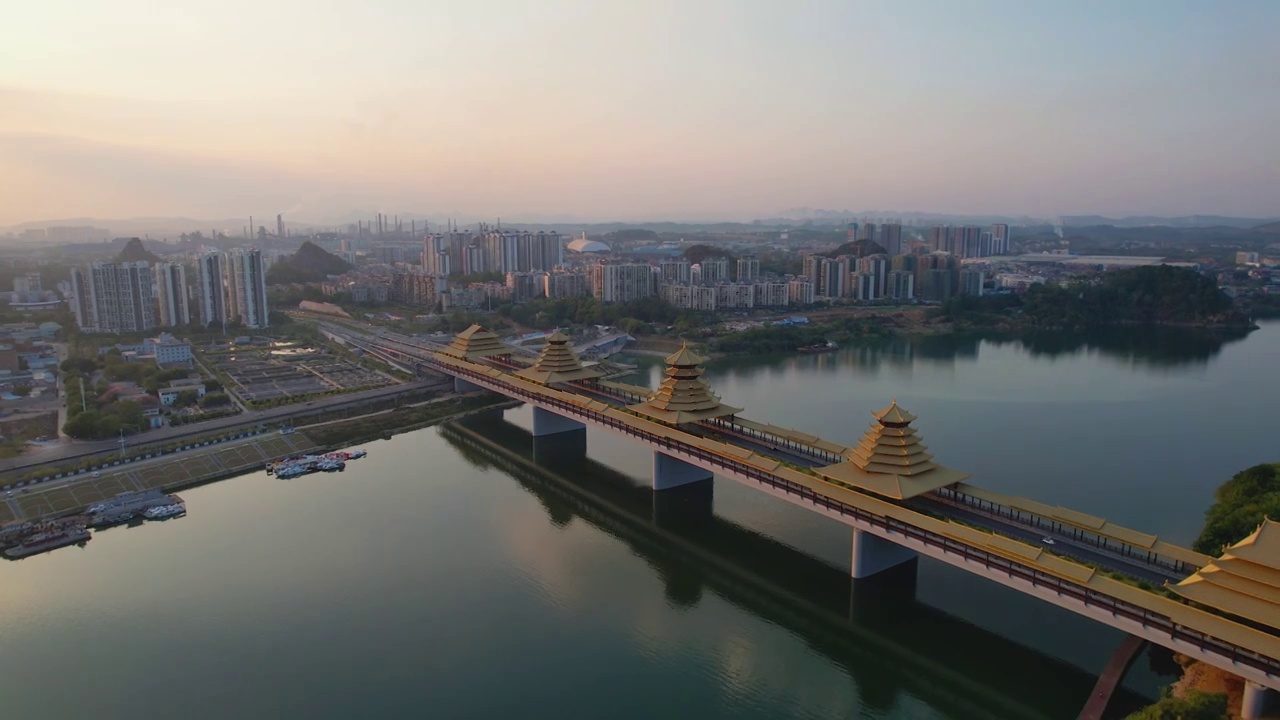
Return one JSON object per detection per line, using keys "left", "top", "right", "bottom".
{"left": 2, "top": 0, "right": 1278, "bottom": 226}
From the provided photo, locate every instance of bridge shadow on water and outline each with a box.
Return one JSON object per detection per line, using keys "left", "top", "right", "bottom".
{"left": 440, "top": 411, "right": 1153, "bottom": 720}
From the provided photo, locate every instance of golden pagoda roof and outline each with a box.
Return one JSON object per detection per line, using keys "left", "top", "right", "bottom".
{"left": 439, "top": 324, "right": 511, "bottom": 360}
{"left": 665, "top": 343, "right": 703, "bottom": 367}
{"left": 1170, "top": 519, "right": 1280, "bottom": 630}
{"left": 816, "top": 401, "right": 969, "bottom": 499}
{"left": 873, "top": 400, "right": 916, "bottom": 425}
{"left": 515, "top": 332, "right": 603, "bottom": 385}
{"left": 630, "top": 343, "right": 741, "bottom": 424}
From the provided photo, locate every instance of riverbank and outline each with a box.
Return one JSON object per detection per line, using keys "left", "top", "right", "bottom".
{"left": 301, "top": 393, "right": 519, "bottom": 448}
{"left": 0, "top": 381, "right": 445, "bottom": 481}
{"left": 2, "top": 391, "right": 518, "bottom": 524}
{"left": 3, "top": 432, "right": 320, "bottom": 523}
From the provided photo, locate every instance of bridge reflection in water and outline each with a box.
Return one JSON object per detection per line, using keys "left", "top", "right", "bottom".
{"left": 439, "top": 411, "right": 1156, "bottom": 720}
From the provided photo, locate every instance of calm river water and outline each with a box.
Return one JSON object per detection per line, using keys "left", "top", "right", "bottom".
{"left": 1, "top": 322, "right": 1277, "bottom": 720}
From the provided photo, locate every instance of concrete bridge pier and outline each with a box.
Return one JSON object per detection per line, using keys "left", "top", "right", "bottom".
{"left": 532, "top": 435, "right": 586, "bottom": 469}
{"left": 454, "top": 376, "right": 483, "bottom": 393}
{"left": 653, "top": 451, "right": 713, "bottom": 491}
{"left": 652, "top": 478, "right": 714, "bottom": 528}
{"left": 1242, "top": 681, "right": 1277, "bottom": 720}
{"left": 851, "top": 530, "right": 918, "bottom": 579}
{"left": 532, "top": 407, "right": 586, "bottom": 437}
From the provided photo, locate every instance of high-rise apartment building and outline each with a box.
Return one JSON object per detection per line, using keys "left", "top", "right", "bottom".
{"left": 736, "top": 257, "right": 760, "bottom": 282}
{"left": 788, "top": 278, "right": 815, "bottom": 305}
{"left": 948, "top": 226, "right": 982, "bottom": 258}
{"left": 880, "top": 224, "right": 905, "bottom": 256}
{"left": 13, "top": 275, "right": 41, "bottom": 294}
{"left": 928, "top": 225, "right": 949, "bottom": 254}
{"left": 591, "top": 263, "right": 654, "bottom": 304}
{"left": 991, "top": 224, "right": 1010, "bottom": 255}
{"left": 70, "top": 262, "right": 158, "bottom": 333}
{"left": 802, "top": 254, "right": 822, "bottom": 288}
{"left": 543, "top": 272, "right": 590, "bottom": 299}
{"left": 196, "top": 252, "right": 228, "bottom": 328}
{"left": 225, "top": 249, "right": 270, "bottom": 328}
{"left": 699, "top": 259, "right": 730, "bottom": 284}
{"left": 850, "top": 272, "right": 878, "bottom": 301}
{"left": 659, "top": 260, "right": 691, "bottom": 285}
{"left": 156, "top": 263, "right": 190, "bottom": 327}
{"left": 857, "top": 255, "right": 890, "bottom": 297}
{"left": 959, "top": 269, "right": 986, "bottom": 297}
{"left": 886, "top": 271, "right": 915, "bottom": 301}
{"left": 818, "top": 257, "right": 849, "bottom": 298}
{"left": 752, "top": 281, "right": 788, "bottom": 307}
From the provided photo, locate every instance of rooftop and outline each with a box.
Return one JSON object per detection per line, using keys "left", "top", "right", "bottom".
{"left": 515, "top": 332, "right": 603, "bottom": 385}
{"left": 629, "top": 343, "right": 741, "bottom": 425}
{"left": 1171, "top": 519, "right": 1280, "bottom": 631}
{"left": 440, "top": 325, "right": 511, "bottom": 360}
{"left": 817, "top": 401, "right": 970, "bottom": 499}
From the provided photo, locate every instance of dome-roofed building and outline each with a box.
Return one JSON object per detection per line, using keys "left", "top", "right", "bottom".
{"left": 816, "top": 400, "right": 969, "bottom": 500}
{"left": 515, "top": 332, "right": 603, "bottom": 385}
{"left": 629, "top": 343, "right": 741, "bottom": 425}
{"left": 440, "top": 324, "right": 510, "bottom": 361}
{"left": 566, "top": 233, "right": 611, "bottom": 254}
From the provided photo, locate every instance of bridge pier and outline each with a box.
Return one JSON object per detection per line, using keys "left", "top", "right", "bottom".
{"left": 652, "top": 478, "right": 714, "bottom": 528}
{"left": 454, "top": 376, "right": 483, "bottom": 393}
{"left": 532, "top": 429, "right": 586, "bottom": 467}
{"left": 532, "top": 407, "right": 586, "bottom": 437}
{"left": 1242, "top": 681, "right": 1276, "bottom": 720}
{"left": 851, "top": 530, "right": 918, "bottom": 579}
{"left": 653, "top": 451, "right": 713, "bottom": 491}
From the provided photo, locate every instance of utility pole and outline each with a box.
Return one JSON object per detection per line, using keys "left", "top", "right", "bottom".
{"left": 78, "top": 376, "right": 87, "bottom": 413}
{"left": 118, "top": 428, "right": 126, "bottom": 460}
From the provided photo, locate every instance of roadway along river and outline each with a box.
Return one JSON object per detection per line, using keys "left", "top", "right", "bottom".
{"left": 0, "top": 321, "right": 1275, "bottom": 719}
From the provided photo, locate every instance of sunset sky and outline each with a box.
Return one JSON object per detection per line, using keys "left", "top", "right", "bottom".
{"left": 3, "top": 0, "right": 1277, "bottom": 225}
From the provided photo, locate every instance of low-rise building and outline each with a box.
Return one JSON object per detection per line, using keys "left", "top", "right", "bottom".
{"left": 158, "top": 383, "right": 207, "bottom": 406}
{"left": 143, "top": 333, "right": 193, "bottom": 365}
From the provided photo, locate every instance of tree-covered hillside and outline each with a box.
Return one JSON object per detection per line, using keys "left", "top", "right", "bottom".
{"left": 1020, "top": 265, "right": 1248, "bottom": 328}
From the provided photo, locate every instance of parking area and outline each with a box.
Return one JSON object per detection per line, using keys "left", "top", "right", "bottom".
{"left": 5, "top": 433, "right": 319, "bottom": 521}
{"left": 205, "top": 346, "right": 392, "bottom": 403}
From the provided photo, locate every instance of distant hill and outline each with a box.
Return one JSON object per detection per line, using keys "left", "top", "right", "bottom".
{"left": 1061, "top": 215, "right": 1277, "bottom": 229}
{"left": 1253, "top": 221, "right": 1280, "bottom": 235}
{"left": 113, "top": 238, "right": 161, "bottom": 263}
{"left": 266, "top": 241, "right": 352, "bottom": 284}
{"left": 822, "top": 239, "right": 887, "bottom": 258}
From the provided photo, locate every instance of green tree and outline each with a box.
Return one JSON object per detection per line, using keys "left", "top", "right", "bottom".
{"left": 1125, "top": 689, "right": 1227, "bottom": 720}
{"left": 200, "top": 392, "right": 231, "bottom": 408}
{"left": 63, "top": 410, "right": 103, "bottom": 439}
{"left": 1194, "top": 463, "right": 1280, "bottom": 554}
{"left": 174, "top": 389, "right": 200, "bottom": 408}
{"left": 113, "top": 400, "right": 147, "bottom": 433}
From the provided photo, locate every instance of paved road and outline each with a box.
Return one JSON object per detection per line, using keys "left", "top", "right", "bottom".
{"left": 0, "top": 380, "right": 447, "bottom": 475}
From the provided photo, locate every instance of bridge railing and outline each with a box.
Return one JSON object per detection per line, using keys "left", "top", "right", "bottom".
{"left": 430, "top": 357, "right": 1280, "bottom": 681}
{"left": 932, "top": 487, "right": 1200, "bottom": 576}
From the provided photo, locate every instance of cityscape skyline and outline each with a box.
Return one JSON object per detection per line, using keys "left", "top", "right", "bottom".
{"left": 3, "top": 1, "right": 1278, "bottom": 226}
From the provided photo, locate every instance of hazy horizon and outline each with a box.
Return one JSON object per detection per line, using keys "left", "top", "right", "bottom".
{"left": 3, "top": 1, "right": 1277, "bottom": 226}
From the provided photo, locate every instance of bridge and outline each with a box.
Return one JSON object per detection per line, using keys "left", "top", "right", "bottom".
{"left": 439, "top": 413, "right": 1155, "bottom": 718}
{"left": 327, "top": 322, "right": 1280, "bottom": 718}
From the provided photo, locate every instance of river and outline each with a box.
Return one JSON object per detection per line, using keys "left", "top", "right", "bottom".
{"left": 0, "top": 322, "right": 1276, "bottom": 719}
